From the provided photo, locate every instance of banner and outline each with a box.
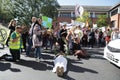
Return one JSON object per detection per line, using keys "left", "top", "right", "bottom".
{"left": 71, "top": 19, "right": 85, "bottom": 28}
{"left": 0, "top": 24, "right": 10, "bottom": 44}
{"left": 75, "top": 4, "right": 84, "bottom": 17}
{"left": 42, "top": 16, "right": 53, "bottom": 28}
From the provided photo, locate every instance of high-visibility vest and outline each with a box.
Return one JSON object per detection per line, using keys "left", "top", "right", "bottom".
{"left": 9, "top": 31, "right": 23, "bottom": 49}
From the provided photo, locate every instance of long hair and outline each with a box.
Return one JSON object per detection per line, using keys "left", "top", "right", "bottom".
{"left": 8, "top": 19, "right": 16, "bottom": 28}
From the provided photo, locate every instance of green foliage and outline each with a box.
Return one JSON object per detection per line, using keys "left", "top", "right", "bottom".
{"left": 41, "top": 5, "right": 58, "bottom": 19}
{"left": 76, "top": 11, "right": 90, "bottom": 22}
{"left": 41, "top": 0, "right": 60, "bottom": 20}
{"left": 96, "top": 14, "right": 108, "bottom": 27}
{"left": 0, "top": 0, "right": 59, "bottom": 26}
{"left": 76, "top": 11, "right": 91, "bottom": 27}
{"left": 0, "top": 0, "right": 13, "bottom": 23}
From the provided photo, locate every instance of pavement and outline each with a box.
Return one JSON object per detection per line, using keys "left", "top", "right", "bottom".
{"left": 0, "top": 46, "right": 120, "bottom": 80}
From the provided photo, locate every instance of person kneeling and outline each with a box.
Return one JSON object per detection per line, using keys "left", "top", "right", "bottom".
{"left": 72, "top": 37, "right": 90, "bottom": 60}
{"left": 52, "top": 52, "right": 67, "bottom": 77}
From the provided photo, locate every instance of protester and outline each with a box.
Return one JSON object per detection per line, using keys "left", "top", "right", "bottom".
{"left": 58, "top": 35, "right": 67, "bottom": 53}
{"left": 105, "top": 29, "right": 111, "bottom": 44}
{"left": 88, "top": 29, "right": 95, "bottom": 48}
{"left": 111, "top": 27, "right": 119, "bottom": 40}
{"left": 94, "top": 29, "right": 99, "bottom": 47}
{"left": 81, "top": 30, "right": 88, "bottom": 47}
{"left": 52, "top": 51, "right": 67, "bottom": 77}
{"left": 72, "top": 37, "right": 90, "bottom": 60}
{"left": 32, "top": 24, "right": 43, "bottom": 62}
{"left": 32, "top": 18, "right": 44, "bottom": 61}
{"left": 42, "top": 30, "right": 49, "bottom": 49}
{"left": 74, "top": 25, "right": 83, "bottom": 43}
{"left": 6, "top": 19, "right": 16, "bottom": 46}
{"left": 8, "top": 19, "right": 17, "bottom": 34}
{"left": 26, "top": 17, "right": 37, "bottom": 56}
{"left": 21, "top": 25, "right": 29, "bottom": 52}
{"left": 60, "top": 24, "right": 67, "bottom": 38}
{"left": 66, "top": 29, "right": 74, "bottom": 54}
{"left": 9, "top": 25, "right": 23, "bottom": 62}
{"left": 98, "top": 29, "right": 104, "bottom": 47}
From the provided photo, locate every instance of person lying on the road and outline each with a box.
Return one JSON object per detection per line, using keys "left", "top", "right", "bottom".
{"left": 52, "top": 51, "right": 68, "bottom": 77}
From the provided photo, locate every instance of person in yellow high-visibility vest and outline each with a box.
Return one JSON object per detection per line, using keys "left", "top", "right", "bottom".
{"left": 9, "top": 25, "right": 23, "bottom": 62}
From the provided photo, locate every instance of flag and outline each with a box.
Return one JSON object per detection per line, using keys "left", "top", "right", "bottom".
{"left": 75, "top": 4, "right": 84, "bottom": 17}
{"left": 75, "top": 4, "right": 80, "bottom": 17}
{"left": 42, "top": 16, "right": 53, "bottom": 28}
{"left": 0, "top": 24, "right": 10, "bottom": 44}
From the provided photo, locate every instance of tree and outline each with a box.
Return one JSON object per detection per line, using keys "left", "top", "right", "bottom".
{"left": 76, "top": 11, "right": 91, "bottom": 27}
{"left": 41, "top": 0, "right": 60, "bottom": 19}
{"left": 7, "top": 0, "right": 45, "bottom": 25}
{"left": 0, "top": 0, "right": 59, "bottom": 26}
{"left": 0, "top": 0, "right": 13, "bottom": 23}
{"left": 41, "top": 5, "right": 58, "bottom": 19}
{"left": 96, "top": 14, "right": 108, "bottom": 27}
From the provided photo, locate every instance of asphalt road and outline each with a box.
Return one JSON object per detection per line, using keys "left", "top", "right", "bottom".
{"left": 0, "top": 47, "right": 120, "bottom": 80}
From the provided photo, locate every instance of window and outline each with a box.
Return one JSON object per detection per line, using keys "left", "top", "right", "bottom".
{"left": 111, "top": 9, "right": 118, "bottom": 16}
{"left": 111, "top": 21, "right": 115, "bottom": 28}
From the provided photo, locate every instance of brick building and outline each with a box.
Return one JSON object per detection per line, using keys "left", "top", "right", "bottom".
{"left": 110, "top": 3, "right": 120, "bottom": 29}
{"left": 55, "top": 2, "right": 120, "bottom": 29}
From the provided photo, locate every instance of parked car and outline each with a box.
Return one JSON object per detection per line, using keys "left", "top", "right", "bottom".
{"left": 104, "top": 39, "right": 120, "bottom": 67}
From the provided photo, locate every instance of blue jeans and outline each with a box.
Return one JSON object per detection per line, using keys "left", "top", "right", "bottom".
{"left": 26, "top": 37, "right": 33, "bottom": 56}
{"left": 35, "top": 46, "right": 41, "bottom": 59}
{"left": 49, "top": 40, "right": 53, "bottom": 52}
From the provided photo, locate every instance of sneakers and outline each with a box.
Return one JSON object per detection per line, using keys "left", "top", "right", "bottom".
{"left": 35, "top": 58, "right": 43, "bottom": 62}
{"left": 35, "top": 58, "right": 40, "bottom": 62}
{"left": 56, "top": 66, "right": 64, "bottom": 77}
{"left": 76, "top": 55, "right": 81, "bottom": 60}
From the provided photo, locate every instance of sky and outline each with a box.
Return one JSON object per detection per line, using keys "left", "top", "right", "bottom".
{"left": 57, "top": 0, "right": 120, "bottom": 6}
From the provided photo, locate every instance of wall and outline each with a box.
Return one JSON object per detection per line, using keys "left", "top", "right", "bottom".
{"left": 110, "top": 14, "right": 119, "bottom": 28}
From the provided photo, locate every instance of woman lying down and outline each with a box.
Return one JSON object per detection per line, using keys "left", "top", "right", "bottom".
{"left": 52, "top": 52, "right": 68, "bottom": 77}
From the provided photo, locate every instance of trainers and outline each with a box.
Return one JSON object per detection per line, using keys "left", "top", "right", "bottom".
{"left": 37, "top": 58, "right": 40, "bottom": 62}
{"left": 35, "top": 58, "right": 38, "bottom": 62}
{"left": 76, "top": 56, "right": 81, "bottom": 60}
{"left": 36, "top": 58, "right": 42, "bottom": 62}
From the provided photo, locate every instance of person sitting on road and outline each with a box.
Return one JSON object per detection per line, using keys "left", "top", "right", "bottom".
{"left": 52, "top": 51, "right": 68, "bottom": 77}
{"left": 72, "top": 37, "right": 90, "bottom": 60}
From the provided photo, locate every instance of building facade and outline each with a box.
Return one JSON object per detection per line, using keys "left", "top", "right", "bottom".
{"left": 55, "top": 2, "right": 120, "bottom": 29}
{"left": 109, "top": 3, "right": 120, "bottom": 29}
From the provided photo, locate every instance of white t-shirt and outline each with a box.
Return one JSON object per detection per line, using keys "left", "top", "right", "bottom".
{"left": 52, "top": 55, "right": 67, "bottom": 72}
{"left": 111, "top": 32, "right": 119, "bottom": 40}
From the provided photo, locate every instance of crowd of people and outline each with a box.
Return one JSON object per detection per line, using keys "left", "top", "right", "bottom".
{"left": 1, "top": 16, "right": 120, "bottom": 76}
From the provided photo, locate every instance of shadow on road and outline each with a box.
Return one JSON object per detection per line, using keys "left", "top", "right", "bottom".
{"left": 90, "top": 55, "right": 106, "bottom": 60}
{"left": 68, "top": 63, "right": 98, "bottom": 73}
{"left": 59, "top": 75, "right": 76, "bottom": 80}
{"left": 67, "top": 59, "right": 98, "bottom": 74}
{"left": 42, "top": 53, "right": 54, "bottom": 60}
{"left": 85, "top": 48, "right": 106, "bottom": 60}
{"left": 15, "top": 59, "right": 53, "bottom": 71}
{"left": 59, "top": 58, "right": 98, "bottom": 80}
{"left": 0, "top": 62, "right": 21, "bottom": 72}
{"left": 24, "top": 52, "right": 54, "bottom": 60}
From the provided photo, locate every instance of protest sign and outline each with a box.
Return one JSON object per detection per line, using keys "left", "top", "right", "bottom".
{"left": 42, "top": 16, "right": 53, "bottom": 28}
{"left": 0, "top": 25, "right": 10, "bottom": 44}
